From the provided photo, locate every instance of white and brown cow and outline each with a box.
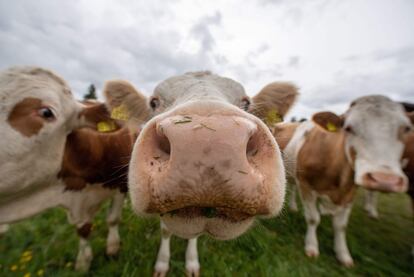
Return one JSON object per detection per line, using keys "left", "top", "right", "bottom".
{"left": 274, "top": 95, "right": 414, "bottom": 266}
{"left": 104, "top": 72, "right": 298, "bottom": 276}
{"left": 0, "top": 66, "right": 133, "bottom": 271}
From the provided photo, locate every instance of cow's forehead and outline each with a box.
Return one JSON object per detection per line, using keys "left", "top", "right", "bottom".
{"left": 153, "top": 71, "right": 246, "bottom": 107}
{"left": 346, "top": 95, "right": 407, "bottom": 124}
{"left": 0, "top": 66, "right": 73, "bottom": 106}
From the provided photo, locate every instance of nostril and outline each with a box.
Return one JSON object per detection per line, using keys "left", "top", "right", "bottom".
{"left": 246, "top": 131, "right": 260, "bottom": 157}
{"left": 366, "top": 172, "right": 374, "bottom": 182}
{"left": 158, "top": 134, "right": 171, "bottom": 155}
{"left": 366, "top": 172, "right": 404, "bottom": 186}
{"left": 396, "top": 177, "right": 404, "bottom": 187}
{"left": 155, "top": 125, "right": 171, "bottom": 155}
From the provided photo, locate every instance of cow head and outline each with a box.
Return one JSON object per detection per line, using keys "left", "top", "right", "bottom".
{"left": 313, "top": 95, "right": 413, "bottom": 193}
{"left": 104, "top": 72, "right": 298, "bottom": 240}
{"left": 0, "top": 66, "right": 112, "bottom": 197}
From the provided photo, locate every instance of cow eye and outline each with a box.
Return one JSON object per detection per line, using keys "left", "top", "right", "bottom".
{"left": 241, "top": 97, "right": 250, "bottom": 111}
{"left": 403, "top": 125, "right": 412, "bottom": 133}
{"left": 38, "top": 107, "right": 55, "bottom": 120}
{"left": 150, "top": 97, "right": 160, "bottom": 110}
{"left": 344, "top": 125, "right": 354, "bottom": 134}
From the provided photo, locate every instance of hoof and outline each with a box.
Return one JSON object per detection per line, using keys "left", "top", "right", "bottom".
{"left": 153, "top": 270, "right": 168, "bottom": 277}
{"left": 367, "top": 212, "right": 379, "bottom": 219}
{"left": 340, "top": 258, "right": 354, "bottom": 268}
{"left": 305, "top": 247, "right": 319, "bottom": 258}
{"left": 75, "top": 259, "right": 91, "bottom": 272}
{"left": 106, "top": 242, "right": 120, "bottom": 256}
{"left": 186, "top": 269, "right": 200, "bottom": 277}
{"left": 186, "top": 264, "right": 200, "bottom": 277}
{"left": 289, "top": 205, "right": 299, "bottom": 212}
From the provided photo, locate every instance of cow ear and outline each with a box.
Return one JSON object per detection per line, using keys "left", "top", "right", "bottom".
{"left": 75, "top": 102, "right": 122, "bottom": 132}
{"left": 103, "top": 80, "right": 150, "bottom": 124}
{"left": 407, "top": 111, "right": 414, "bottom": 124}
{"left": 250, "top": 82, "right": 298, "bottom": 126}
{"left": 312, "top": 111, "right": 344, "bottom": 132}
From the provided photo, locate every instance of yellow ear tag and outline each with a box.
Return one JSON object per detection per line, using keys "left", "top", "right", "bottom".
{"left": 326, "top": 122, "right": 338, "bottom": 132}
{"left": 97, "top": 121, "right": 116, "bottom": 132}
{"left": 265, "top": 109, "right": 282, "bottom": 126}
{"left": 111, "top": 105, "right": 129, "bottom": 121}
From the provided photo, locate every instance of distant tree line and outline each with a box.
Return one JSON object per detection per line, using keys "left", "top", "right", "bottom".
{"left": 83, "top": 84, "right": 97, "bottom": 100}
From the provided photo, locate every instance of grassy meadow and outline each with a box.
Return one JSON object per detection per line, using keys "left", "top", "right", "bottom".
{"left": 1, "top": 190, "right": 413, "bottom": 277}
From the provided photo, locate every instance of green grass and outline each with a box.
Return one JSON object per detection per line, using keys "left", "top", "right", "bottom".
{"left": 1, "top": 190, "right": 413, "bottom": 276}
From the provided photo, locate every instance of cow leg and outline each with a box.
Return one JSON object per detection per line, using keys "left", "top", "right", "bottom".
{"left": 185, "top": 237, "right": 200, "bottom": 277}
{"left": 75, "top": 223, "right": 93, "bottom": 272}
{"left": 364, "top": 190, "right": 379, "bottom": 219}
{"left": 69, "top": 200, "right": 102, "bottom": 272}
{"left": 289, "top": 183, "right": 299, "bottom": 212}
{"left": 332, "top": 203, "right": 354, "bottom": 267}
{"left": 300, "top": 188, "right": 320, "bottom": 258}
{"left": 154, "top": 221, "right": 171, "bottom": 277}
{"left": 106, "top": 192, "right": 125, "bottom": 256}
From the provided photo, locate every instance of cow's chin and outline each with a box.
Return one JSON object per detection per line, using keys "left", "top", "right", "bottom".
{"left": 160, "top": 213, "right": 255, "bottom": 240}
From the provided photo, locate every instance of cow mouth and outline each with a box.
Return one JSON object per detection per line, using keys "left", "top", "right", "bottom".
{"left": 160, "top": 206, "right": 253, "bottom": 222}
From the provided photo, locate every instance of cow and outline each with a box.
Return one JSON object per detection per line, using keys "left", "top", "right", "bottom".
{"left": 364, "top": 102, "right": 414, "bottom": 219}
{"left": 273, "top": 95, "right": 414, "bottom": 267}
{"left": 0, "top": 66, "right": 132, "bottom": 271}
{"left": 103, "top": 72, "right": 298, "bottom": 276}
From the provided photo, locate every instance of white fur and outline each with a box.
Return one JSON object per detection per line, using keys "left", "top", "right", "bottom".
{"left": 75, "top": 237, "right": 93, "bottom": 272}
{"left": 332, "top": 203, "right": 354, "bottom": 267}
{"left": 106, "top": 192, "right": 125, "bottom": 256}
{"left": 300, "top": 190, "right": 320, "bottom": 258}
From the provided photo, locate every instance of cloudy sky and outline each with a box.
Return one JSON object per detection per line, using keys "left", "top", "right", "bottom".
{"left": 1, "top": 0, "right": 413, "bottom": 118}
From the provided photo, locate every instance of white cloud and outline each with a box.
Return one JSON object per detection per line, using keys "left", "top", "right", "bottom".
{"left": 0, "top": 0, "right": 413, "bottom": 119}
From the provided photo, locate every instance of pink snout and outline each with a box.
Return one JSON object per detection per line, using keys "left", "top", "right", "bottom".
{"left": 130, "top": 108, "right": 284, "bottom": 222}
{"left": 363, "top": 172, "right": 408, "bottom": 193}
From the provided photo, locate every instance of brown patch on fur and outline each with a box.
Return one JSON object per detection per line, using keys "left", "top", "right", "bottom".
{"left": 58, "top": 127, "right": 134, "bottom": 193}
{"left": 272, "top": 122, "right": 300, "bottom": 150}
{"left": 7, "top": 98, "right": 45, "bottom": 137}
{"left": 77, "top": 223, "right": 92, "bottom": 238}
{"left": 297, "top": 127, "right": 356, "bottom": 205}
{"left": 250, "top": 82, "right": 298, "bottom": 122}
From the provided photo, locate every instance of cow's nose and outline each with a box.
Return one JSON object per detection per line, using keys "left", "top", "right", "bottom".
{"left": 154, "top": 114, "right": 258, "bottom": 164}
{"left": 130, "top": 108, "right": 284, "bottom": 220}
{"left": 363, "top": 172, "right": 408, "bottom": 193}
